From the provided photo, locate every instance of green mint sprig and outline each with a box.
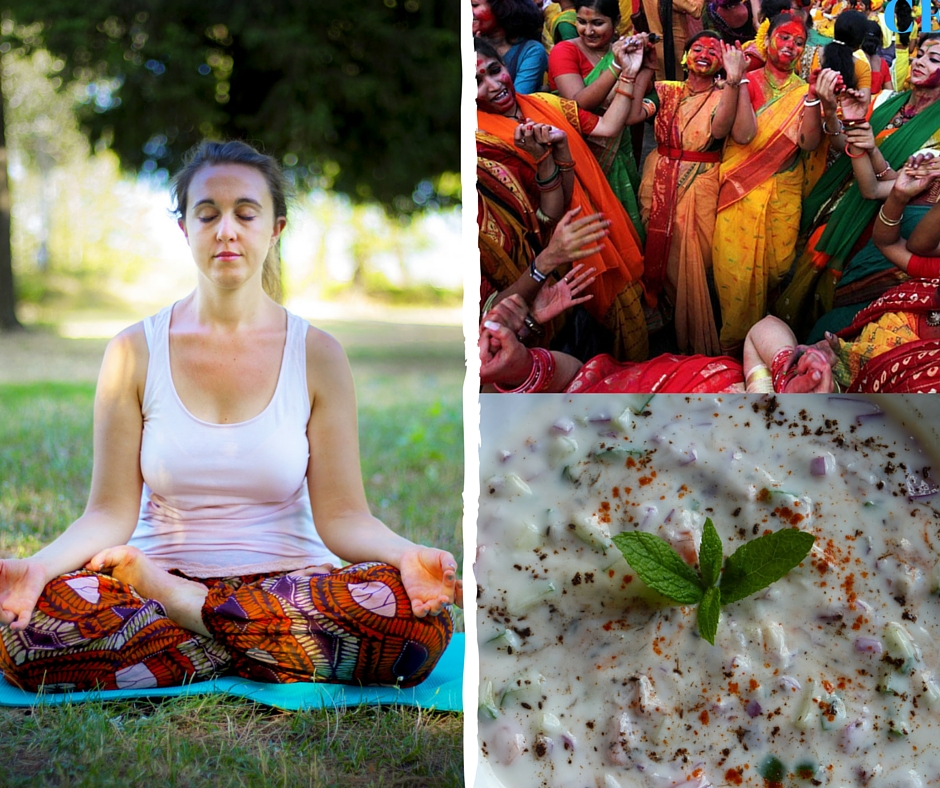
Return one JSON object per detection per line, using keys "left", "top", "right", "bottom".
{"left": 611, "top": 519, "right": 815, "bottom": 645}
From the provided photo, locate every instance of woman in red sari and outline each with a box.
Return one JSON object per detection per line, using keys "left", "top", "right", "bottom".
{"left": 476, "top": 36, "right": 651, "bottom": 361}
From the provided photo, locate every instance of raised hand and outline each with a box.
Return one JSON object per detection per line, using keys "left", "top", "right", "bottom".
{"left": 537, "top": 206, "right": 610, "bottom": 271}
{"left": 721, "top": 41, "right": 747, "bottom": 84}
{"left": 617, "top": 34, "right": 648, "bottom": 77}
{"left": 532, "top": 263, "right": 597, "bottom": 324}
{"left": 398, "top": 547, "right": 462, "bottom": 617}
{"left": 844, "top": 122, "right": 876, "bottom": 152}
{"left": 837, "top": 87, "right": 869, "bottom": 124}
{"left": 0, "top": 558, "right": 47, "bottom": 631}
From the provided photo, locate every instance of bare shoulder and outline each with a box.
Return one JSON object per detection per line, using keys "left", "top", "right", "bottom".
{"left": 98, "top": 321, "right": 149, "bottom": 404}
{"left": 304, "top": 324, "right": 355, "bottom": 407}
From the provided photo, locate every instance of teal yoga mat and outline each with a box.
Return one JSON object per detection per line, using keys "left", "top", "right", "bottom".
{"left": 0, "top": 633, "right": 463, "bottom": 712}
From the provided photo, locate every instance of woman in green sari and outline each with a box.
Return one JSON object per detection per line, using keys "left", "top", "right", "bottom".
{"left": 547, "top": 0, "right": 652, "bottom": 240}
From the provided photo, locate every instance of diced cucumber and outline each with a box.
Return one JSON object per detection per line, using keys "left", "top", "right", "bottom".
{"left": 506, "top": 580, "right": 556, "bottom": 616}
{"left": 548, "top": 436, "right": 579, "bottom": 468}
{"left": 500, "top": 671, "right": 546, "bottom": 707}
{"left": 487, "top": 629, "right": 521, "bottom": 651}
{"left": 820, "top": 694, "right": 848, "bottom": 730}
{"left": 919, "top": 670, "right": 940, "bottom": 708}
{"left": 568, "top": 515, "right": 614, "bottom": 552}
{"left": 593, "top": 446, "right": 644, "bottom": 462}
{"left": 794, "top": 679, "right": 819, "bottom": 729}
{"left": 885, "top": 622, "right": 921, "bottom": 670}
{"left": 512, "top": 522, "right": 542, "bottom": 551}
{"left": 479, "top": 680, "right": 499, "bottom": 719}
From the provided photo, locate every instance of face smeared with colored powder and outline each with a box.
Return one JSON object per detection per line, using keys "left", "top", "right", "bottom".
{"left": 686, "top": 37, "right": 723, "bottom": 76}
{"left": 471, "top": 0, "right": 498, "bottom": 36}
{"left": 766, "top": 20, "right": 806, "bottom": 71}
{"left": 476, "top": 53, "right": 517, "bottom": 116}
{"left": 911, "top": 39, "right": 940, "bottom": 88}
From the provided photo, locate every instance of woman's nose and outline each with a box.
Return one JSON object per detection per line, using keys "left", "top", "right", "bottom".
{"left": 216, "top": 213, "right": 237, "bottom": 240}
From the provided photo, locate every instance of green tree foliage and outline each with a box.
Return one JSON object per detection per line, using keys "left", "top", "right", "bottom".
{"left": 21, "top": 0, "right": 460, "bottom": 210}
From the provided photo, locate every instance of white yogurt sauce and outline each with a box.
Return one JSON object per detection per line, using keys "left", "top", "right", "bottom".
{"left": 477, "top": 395, "right": 940, "bottom": 788}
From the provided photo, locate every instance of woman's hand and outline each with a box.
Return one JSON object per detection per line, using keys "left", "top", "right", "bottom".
{"left": 781, "top": 347, "right": 835, "bottom": 393}
{"left": 537, "top": 206, "right": 610, "bottom": 271}
{"left": 398, "top": 547, "right": 462, "bottom": 617}
{"left": 617, "top": 34, "right": 648, "bottom": 77}
{"left": 513, "top": 121, "right": 565, "bottom": 160}
{"left": 893, "top": 153, "right": 940, "bottom": 199}
{"left": 721, "top": 41, "right": 747, "bottom": 84}
{"left": 837, "top": 88, "right": 869, "bottom": 125}
{"left": 0, "top": 558, "right": 47, "bottom": 631}
{"left": 531, "top": 264, "right": 596, "bottom": 324}
{"left": 480, "top": 320, "right": 533, "bottom": 386}
{"left": 844, "top": 122, "right": 876, "bottom": 152}
{"left": 482, "top": 293, "right": 529, "bottom": 335}
{"left": 815, "top": 68, "right": 842, "bottom": 110}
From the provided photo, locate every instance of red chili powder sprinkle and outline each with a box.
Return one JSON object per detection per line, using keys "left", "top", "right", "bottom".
{"left": 612, "top": 486, "right": 620, "bottom": 498}
{"left": 725, "top": 768, "right": 744, "bottom": 785}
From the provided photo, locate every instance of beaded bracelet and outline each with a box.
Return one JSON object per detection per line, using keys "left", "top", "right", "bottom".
{"left": 844, "top": 143, "right": 865, "bottom": 159}
{"left": 874, "top": 164, "right": 892, "bottom": 180}
{"left": 493, "top": 347, "right": 556, "bottom": 393}
{"left": 877, "top": 205, "right": 903, "bottom": 227}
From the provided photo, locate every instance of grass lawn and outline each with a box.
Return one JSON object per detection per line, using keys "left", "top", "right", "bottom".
{"left": 0, "top": 321, "right": 465, "bottom": 788}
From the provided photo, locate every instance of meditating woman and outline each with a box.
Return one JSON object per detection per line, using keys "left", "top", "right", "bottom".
{"left": 639, "top": 32, "right": 755, "bottom": 355}
{"left": 476, "top": 36, "right": 650, "bottom": 362}
{"left": 547, "top": 0, "right": 650, "bottom": 238}
{"left": 711, "top": 11, "right": 823, "bottom": 354}
{"left": 0, "top": 141, "right": 460, "bottom": 692}
{"left": 472, "top": 0, "right": 548, "bottom": 94}
{"left": 776, "top": 33, "right": 940, "bottom": 337}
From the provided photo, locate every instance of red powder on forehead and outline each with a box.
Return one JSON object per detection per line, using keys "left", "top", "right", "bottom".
{"left": 771, "top": 21, "right": 805, "bottom": 40}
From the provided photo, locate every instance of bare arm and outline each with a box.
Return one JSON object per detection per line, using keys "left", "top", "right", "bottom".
{"left": 554, "top": 62, "right": 619, "bottom": 112}
{"left": 874, "top": 156, "right": 940, "bottom": 268}
{"left": 844, "top": 122, "right": 895, "bottom": 200}
{"left": 590, "top": 35, "right": 649, "bottom": 138}
{"left": 0, "top": 325, "right": 148, "bottom": 628}
{"left": 305, "top": 329, "right": 459, "bottom": 615}
{"left": 711, "top": 43, "right": 753, "bottom": 142}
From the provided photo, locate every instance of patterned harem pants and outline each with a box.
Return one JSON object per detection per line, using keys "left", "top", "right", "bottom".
{"left": 0, "top": 562, "right": 453, "bottom": 692}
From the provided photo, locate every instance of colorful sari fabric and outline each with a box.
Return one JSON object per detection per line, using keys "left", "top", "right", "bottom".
{"left": 832, "top": 278, "right": 940, "bottom": 391}
{"left": 477, "top": 93, "right": 649, "bottom": 362}
{"left": 639, "top": 81, "right": 723, "bottom": 355}
{"left": 848, "top": 338, "right": 940, "bottom": 392}
{"left": 712, "top": 72, "right": 808, "bottom": 352}
{"left": 0, "top": 563, "right": 453, "bottom": 692}
{"left": 583, "top": 51, "right": 646, "bottom": 241}
{"left": 550, "top": 8, "right": 578, "bottom": 44}
{"left": 774, "top": 91, "right": 940, "bottom": 337}
{"left": 565, "top": 352, "right": 744, "bottom": 392}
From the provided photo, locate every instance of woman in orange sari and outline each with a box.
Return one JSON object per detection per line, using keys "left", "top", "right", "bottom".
{"left": 711, "top": 11, "right": 824, "bottom": 354}
{"left": 639, "top": 32, "right": 755, "bottom": 355}
{"left": 476, "top": 36, "right": 650, "bottom": 362}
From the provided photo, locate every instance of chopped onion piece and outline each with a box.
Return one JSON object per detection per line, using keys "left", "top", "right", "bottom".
{"left": 552, "top": 418, "right": 575, "bottom": 435}
{"left": 854, "top": 637, "right": 883, "bottom": 655}
{"left": 746, "top": 700, "right": 762, "bottom": 718}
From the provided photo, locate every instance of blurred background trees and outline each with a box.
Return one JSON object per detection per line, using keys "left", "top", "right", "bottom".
{"left": 0, "top": 0, "right": 460, "bottom": 329}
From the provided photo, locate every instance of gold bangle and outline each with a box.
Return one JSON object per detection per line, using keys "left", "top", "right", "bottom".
{"left": 745, "top": 364, "right": 773, "bottom": 393}
{"left": 877, "top": 205, "right": 903, "bottom": 227}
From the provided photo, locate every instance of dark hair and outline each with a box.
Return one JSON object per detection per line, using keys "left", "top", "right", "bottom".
{"left": 767, "top": 11, "right": 808, "bottom": 39}
{"left": 172, "top": 140, "right": 291, "bottom": 301}
{"left": 759, "top": 0, "right": 792, "bottom": 22}
{"left": 821, "top": 10, "right": 868, "bottom": 88}
{"left": 488, "top": 0, "right": 544, "bottom": 43}
{"left": 861, "top": 19, "right": 881, "bottom": 56}
{"left": 685, "top": 29, "right": 723, "bottom": 51}
{"left": 474, "top": 35, "right": 504, "bottom": 63}
{"left": 575, "top": 0, "right": 622, "bottom": 28}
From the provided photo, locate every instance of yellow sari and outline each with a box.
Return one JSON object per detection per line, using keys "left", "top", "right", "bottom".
{"left": 712, "top": 74, "right": 808, "bottom": 352}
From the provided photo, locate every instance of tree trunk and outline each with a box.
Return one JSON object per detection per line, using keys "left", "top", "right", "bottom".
{"left": 0, "top": 59, "right": 20, "bottom": 330}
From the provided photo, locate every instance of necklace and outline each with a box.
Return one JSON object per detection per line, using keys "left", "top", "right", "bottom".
{"left": 889, "top": 103, "right": 918, "bottom": 130}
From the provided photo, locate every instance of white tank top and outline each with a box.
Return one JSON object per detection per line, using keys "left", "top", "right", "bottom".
{"left": 127, "top": 303, "right": 341, "bottom": 577}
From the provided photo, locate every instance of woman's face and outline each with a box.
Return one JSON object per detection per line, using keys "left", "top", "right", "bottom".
{"left": 766, "top": 20, "right": 806, "bottom": 71}
{"left": 476, "top": 53, "right": 517, "bottom": 115}
{"left": 576, "top": 6, "right": 616, "bottom": 52}
{"left": 910, "top": 39, "right": 940, "bottom": 89}
{"left": 686, "top": 36, "right": 723, "bottom": 76}
{"left": 472, "top": 0, "right": 499, "bottom": 37}
{"left": 180, "top": 163, "right": 285, "bottom": 291}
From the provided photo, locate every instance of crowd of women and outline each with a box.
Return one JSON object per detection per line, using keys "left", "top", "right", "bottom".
{"left": 475, "top": 0, "right": 940, "bottom": 393}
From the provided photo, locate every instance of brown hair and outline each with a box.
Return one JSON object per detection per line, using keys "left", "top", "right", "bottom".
{"left": 172, "top": 140, "right": 291, "bottom": 302}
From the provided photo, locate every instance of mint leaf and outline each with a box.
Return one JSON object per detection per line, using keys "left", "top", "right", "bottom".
{"left": 698, "top": 586, "right": 721, "bottom": 645}
{"left": 699, "top": 518, "right": 723, "bottom": 588}
{"left": 719, "top": 529, "right": 815, "bottom": 605}
{"left": 612, "top": 532, "right": 704, "bottom": 604}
